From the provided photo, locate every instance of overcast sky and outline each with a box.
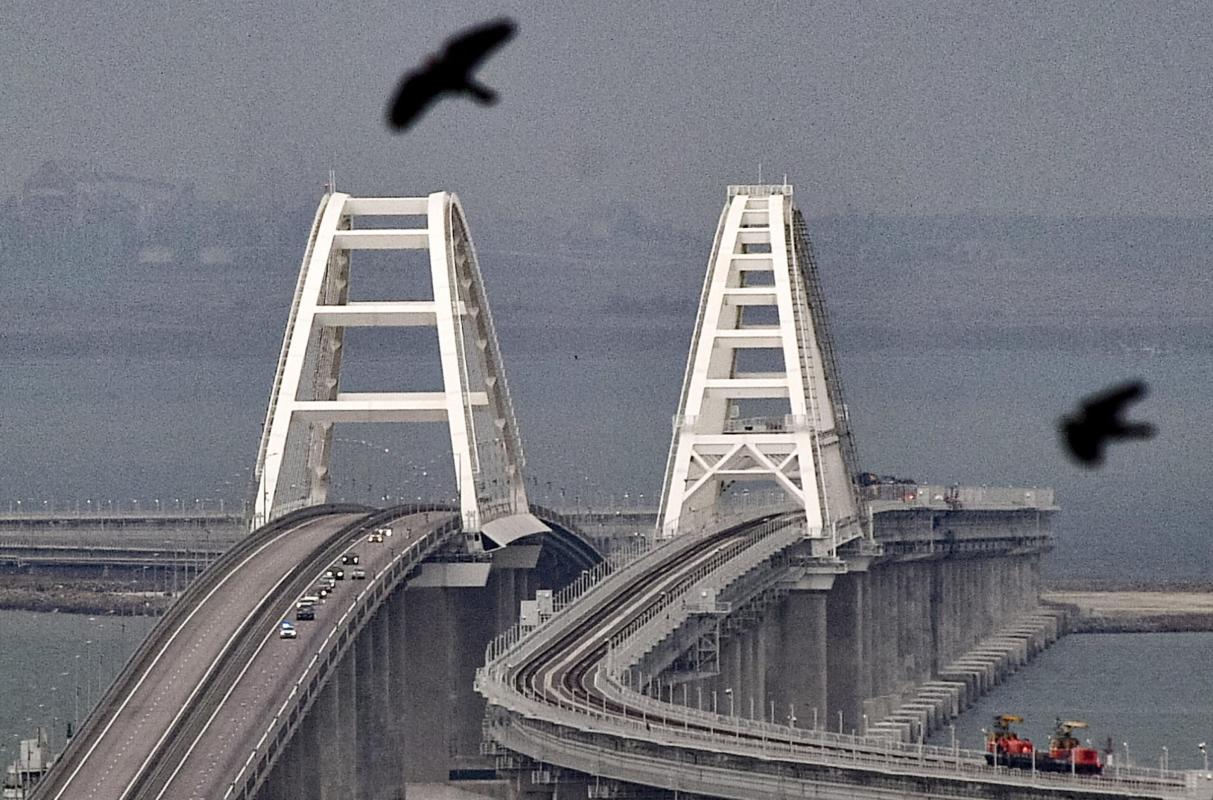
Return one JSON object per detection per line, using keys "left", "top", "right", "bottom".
{"left": 3, "top": 1, "right": 1211, "bottom": 225}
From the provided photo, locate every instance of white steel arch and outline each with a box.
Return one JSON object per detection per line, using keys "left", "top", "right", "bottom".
{"left": 252, "top": 191, "right": 540, "bottom": 543}
{"left": 658, "top": 184, "right": 868, "bottom": 553}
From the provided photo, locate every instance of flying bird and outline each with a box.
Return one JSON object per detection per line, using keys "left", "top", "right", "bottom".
{"left": 386, "top": 18, "right": 516, "bottom": 131}
{"left": 1059, "top": 380, "right": 1156, "bottom": 467}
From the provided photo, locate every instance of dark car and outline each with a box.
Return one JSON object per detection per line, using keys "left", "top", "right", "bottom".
{"left": 341, "top": 553, "right": 360, "bottom": 566}
{"left": 296, "top": 606, "right": 316, "bottom": 621}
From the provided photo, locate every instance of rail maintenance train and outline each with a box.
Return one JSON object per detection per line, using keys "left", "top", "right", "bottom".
{"left": 985, "top": 714, "right": 1104, "bottom": 775}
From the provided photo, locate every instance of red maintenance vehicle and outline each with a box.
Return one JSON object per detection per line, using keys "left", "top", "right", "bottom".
{"left": 985, "top": 715, "right": 1104, "bottom": 775}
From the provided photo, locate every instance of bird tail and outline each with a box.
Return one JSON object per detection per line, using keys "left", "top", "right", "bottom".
{"left": 464, "top": 79, "right": 498, "bottom": 105}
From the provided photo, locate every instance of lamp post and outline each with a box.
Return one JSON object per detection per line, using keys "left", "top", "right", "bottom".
{"left": 1200, "top": 742, "right": 1208, "bottom": 775}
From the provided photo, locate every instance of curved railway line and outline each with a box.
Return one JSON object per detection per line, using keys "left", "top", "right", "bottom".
{"left": 480, "top": 513, "right": 1210, "bottom": 800}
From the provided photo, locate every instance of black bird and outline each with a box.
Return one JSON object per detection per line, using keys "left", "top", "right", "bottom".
{"left": 1059, "top": 380, "right": 1156, "bottom": 467}
{"left": 386, "top": 18, "right": 516, "bottom": 131}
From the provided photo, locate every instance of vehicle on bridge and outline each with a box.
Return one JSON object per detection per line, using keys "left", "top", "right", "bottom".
{"left": 342, "top": 553, "right": 360, "bottom": 565}
{"left": 985, "top": 714, "right": 1103, "bottom": 775}
{"left": 278, "top": 621, "right": 297, "bottom": 640}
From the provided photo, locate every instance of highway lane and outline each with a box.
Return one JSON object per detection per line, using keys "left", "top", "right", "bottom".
{"left": 41, "top": 511, "right": 365, "bottom": 800}
{"left": 155, "top": 511, "right": 455, "bottom": 800}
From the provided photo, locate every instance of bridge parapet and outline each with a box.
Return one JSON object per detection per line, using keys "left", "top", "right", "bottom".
{"left": 865, "top": 484, "right": 1057, "bottom": 511}
{"left": 477, "top": 512, "right": 1208, "bottom": 800}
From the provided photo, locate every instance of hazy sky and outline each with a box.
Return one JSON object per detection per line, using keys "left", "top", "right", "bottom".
{"left": 3, "top": 1, "right": 1211, "bottom": 225}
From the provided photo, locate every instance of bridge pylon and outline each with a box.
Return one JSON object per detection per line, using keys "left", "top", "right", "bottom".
{"left": 253, "top": 191, "right": 543, "bottom": 545}
{"left": 658, "top": 184, "right": 869, "bottom": 553}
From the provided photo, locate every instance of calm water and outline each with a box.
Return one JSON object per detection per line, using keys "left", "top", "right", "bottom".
{"left": 927, "top": 633, "right": 1213, "bottom": 771}
{"left": 0, "top": 610, "right": 156, "bottom": 765}
{"left": 0, "top": 612, "right": 1208, "bottom": 772}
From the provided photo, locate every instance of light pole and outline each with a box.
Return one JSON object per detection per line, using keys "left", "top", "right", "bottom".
{"left": 1124, "top": 741, "right": 1131, "bottom": 768}
{"left": 1161, "top": 746, "right": 1168, "bottom": 771}
{"left": 1200, "top": 742, "right": 1208, "bottom": 775}
{"left": 724, "top": 688, "right": 737, "bottom": 739}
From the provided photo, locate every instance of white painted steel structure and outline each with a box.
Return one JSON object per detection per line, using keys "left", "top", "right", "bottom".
{"left": 253, "top": 192, "right": 532, "bottom": 537}
{"left": 659, "top": 184, "right": 866, "bottom": 551}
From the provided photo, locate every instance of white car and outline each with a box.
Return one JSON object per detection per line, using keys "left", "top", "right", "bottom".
{"left": 278, "top": 622, "right": 297, "bottom": 640}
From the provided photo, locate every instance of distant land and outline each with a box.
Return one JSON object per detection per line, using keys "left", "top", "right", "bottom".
{"left": 3, "top": 159, "right": 1212, "bottom": 362}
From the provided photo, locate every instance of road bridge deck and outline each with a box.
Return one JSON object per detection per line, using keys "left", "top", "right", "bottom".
{"left": 32, "top": 507, "right": 374, "bottom": 800}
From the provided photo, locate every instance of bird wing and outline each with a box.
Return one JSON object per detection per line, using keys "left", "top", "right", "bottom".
{"left": 386, "top": 69, "right": 444, "bottom": 130}
{"left": 441, "top": 18, "right": 516, "bottom": 74}
{"left": 1082, "top": 379, "right": 1146, "bottom": 417}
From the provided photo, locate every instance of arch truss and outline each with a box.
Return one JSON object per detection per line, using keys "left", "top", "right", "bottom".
{"left": 658, "top": 184, "right": 868, "bottom": 553}
{"left": 253, "top": 191, "right": 543, "bottom": 544}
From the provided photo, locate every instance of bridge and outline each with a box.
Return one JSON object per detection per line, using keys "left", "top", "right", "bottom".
{"left": 25, "top": 185, "right": 1211, "bottom": 800}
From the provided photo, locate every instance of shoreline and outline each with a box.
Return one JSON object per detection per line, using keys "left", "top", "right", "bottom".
{"left": 1042, "top": 589, "right": 1213, "bottom": 633}
{"left": 0, "top": 574, "right": 171, "bottom": 616}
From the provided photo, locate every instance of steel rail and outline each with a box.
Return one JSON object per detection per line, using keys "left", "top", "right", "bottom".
{"left": 479, "top": 514, "right": 1208, "bottom": 799}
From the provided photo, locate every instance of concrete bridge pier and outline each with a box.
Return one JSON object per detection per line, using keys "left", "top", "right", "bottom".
{"left": 401, "top": 587, "right": 455, "bottom": 782}
{"left": 315, "top": 656, "right": 345, "bottom": 800}
{"left": 338, "top": 638, "right": 359, "bottom": 796}
{"left": 826, "top": 571, "right": 866, "bottom": 735}
{"left": 771, "top": 589, "right": 829, "bottom": 731}
{"left": 356, "top": 611, "right": 389, "bottom": 800}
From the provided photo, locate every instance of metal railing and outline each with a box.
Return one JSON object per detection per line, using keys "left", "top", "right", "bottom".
{"left": 481, "top": 660, "right": 1203, "bottom": 799}
{"left": 862, "top": 484, "right": 1056, "bottom": 509}
{"left": 482, "top": 508, "right": 799, "bottom": 669}
{"left": 606, "top": 516, "right": 807, "bottom": 670}
{"left": 0, "top": 499, "right": 245, "bottom": 520}
{"left": 485, "top": 701, "right": 1204, "bottom": 800}
{"left": 477, "top": 506, "right": 1206, "bottom": 799}
{"left": 727, "top": 184, "right": 793, "bottom": 198}
{"left": 224, "top": 506, "right": 461, "bottom": 800}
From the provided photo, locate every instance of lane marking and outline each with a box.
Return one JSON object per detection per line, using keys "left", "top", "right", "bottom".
{"left": 118, "top": 515, "right": 359, "bottom": 800}
{"left": 50, "top": 516, "right": 338, "bottom": 800}
{"left": 161, "top": 517, "right": 435, "bottom": 800}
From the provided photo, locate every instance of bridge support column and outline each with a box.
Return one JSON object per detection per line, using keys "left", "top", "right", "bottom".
{"left": 355, "top": 611, "right": 381, "bottom": 799}
{"left": 449, "top": 585, "right": 498, "bottom": 772}
{"left": 338, "top": 645, "right": 359, "bottom": 798}
{"left": 826, "top": 571, "right": 866, "bottom": 735}
{"left": 775, "top": 590, "right": 828, "bottom": 731}
{"left": 316, "top": 660, "right": 344, "bottom": 800}
{"left": 749, "top": 622, "right": 768, "bottom": 717}
{"left": 402, "top": 587, "right": 453, "bottom": 782}
{"left": 387, "top": 588, "right": 409, "bottom": 797}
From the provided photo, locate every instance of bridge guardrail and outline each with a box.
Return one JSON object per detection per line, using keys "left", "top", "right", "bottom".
{"left": 477, "top": 506, "right": 1205, "bottom": 800}
{"left": 224, "top": 505, "right": 460, "bottom": 800}
{"left": 863, "top": 484, "right": 1056, "bottom": 509}
{"left": 30, "top": 503, "right": 372, "bottom": 800}
{"left": 606, "top": 515, "right": 808, "bottom": 670}
{"left": 482, "top": 507, "right": 798, "bottom": 668}
{"left": 482, "top": 671, "right": 1200, "bottom": 799}
{"left": 488, "top": 708, "right": 1204, "bottom": 800}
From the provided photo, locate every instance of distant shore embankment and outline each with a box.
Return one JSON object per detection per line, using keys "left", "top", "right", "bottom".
{"left": 0, "top": 573, "right": 170, "bottom": 616}
{"left": 1043, "top": 588, "right": 1213, "bottom": 633}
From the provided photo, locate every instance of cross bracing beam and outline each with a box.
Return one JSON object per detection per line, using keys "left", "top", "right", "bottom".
{"left": 252, "top": 191, "right": 540, "bottom": 542}
{"left": 658, "top": 184, "right": 869, "bottom": 553}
